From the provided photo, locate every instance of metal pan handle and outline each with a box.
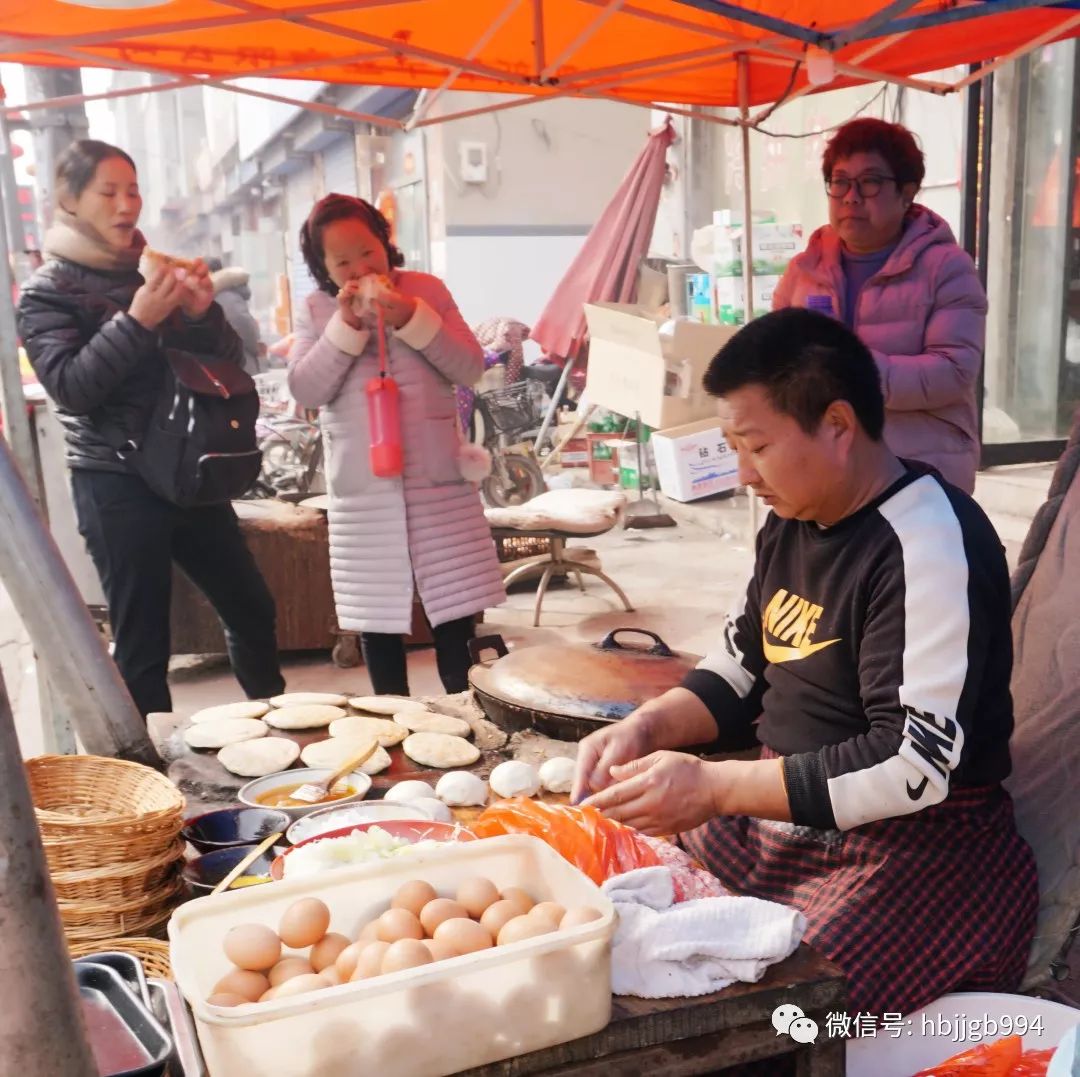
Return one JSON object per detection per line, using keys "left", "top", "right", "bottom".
{"left": 598, "top": 628, "right": 675, "bottom": 658}
{"left": 468, "top": 634, "right": 510, "bottom": 664}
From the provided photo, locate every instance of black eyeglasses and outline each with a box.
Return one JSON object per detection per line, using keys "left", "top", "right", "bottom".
{"left": 825, "top": 174, "right": 897, "bottom": 199}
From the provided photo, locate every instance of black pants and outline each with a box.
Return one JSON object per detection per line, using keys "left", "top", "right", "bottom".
{"left": 71, "top": 469, "right": 286, "bottom": 717}
{"left": 361, "top": 614, "right": 475, "bottom": 696}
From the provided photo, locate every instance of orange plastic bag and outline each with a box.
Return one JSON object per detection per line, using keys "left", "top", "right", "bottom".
{"left": 912, "top": 1035, "right": 1022, "bottom": 1076}
{"left": 473, "top": 799, "right": 660, "bottom": 884}
{"left": 1008, "top": 1048, "right": 1054, "bottom": 1076}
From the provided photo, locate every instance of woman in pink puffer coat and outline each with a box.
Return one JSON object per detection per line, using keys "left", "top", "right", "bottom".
{"left": 773, "top": 118, "right": 986, "bottom": 493}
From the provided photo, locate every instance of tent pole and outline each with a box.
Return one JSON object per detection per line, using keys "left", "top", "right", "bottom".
{"left": 0, "top": 660, "right": 96, "bottom": 1077}
{"left": 738, "top": 53, "right": 759, "bottom": 538}
{"left": 533, "top": 355, "right": 576, "bottom": 456}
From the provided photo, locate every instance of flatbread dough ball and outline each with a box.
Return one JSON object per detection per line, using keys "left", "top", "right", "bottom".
{"left": 384, "top": 780, "right": 436, "bottom": 804}
{"left": 219, "top": 738, "right": 300, "bottom": 777}
{"left": 490, "top": 761, "right": 541, "bottom": 799}
{"left": 435, "top": 771, "right": 488, "bottom": 807}
{"left": 539, "top": 757, "right": 576, "bottom": 794}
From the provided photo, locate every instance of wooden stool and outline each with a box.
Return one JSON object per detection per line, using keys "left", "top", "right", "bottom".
{"left": 491, "top": 526, "right": 634, "bottom": 627}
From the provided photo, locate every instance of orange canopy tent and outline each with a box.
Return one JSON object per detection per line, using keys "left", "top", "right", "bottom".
{"left": 2, "top": 1, "right": 1080, "bottom": 129}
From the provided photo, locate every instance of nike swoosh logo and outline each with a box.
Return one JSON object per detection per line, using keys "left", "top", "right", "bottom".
{"left": 762, "top": 637, "right": 840, "bottom": 664}
{"left": 907, "top": 774, "right": 930, "bottom": 800}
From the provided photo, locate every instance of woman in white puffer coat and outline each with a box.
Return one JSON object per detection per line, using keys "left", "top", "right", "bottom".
{"left": 288, "top": 194, "right": 505, "bottom": 694}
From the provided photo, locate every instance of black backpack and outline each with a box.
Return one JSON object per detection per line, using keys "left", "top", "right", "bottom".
{"left": 100, "top": 348, "right": 262, "bottom": 507}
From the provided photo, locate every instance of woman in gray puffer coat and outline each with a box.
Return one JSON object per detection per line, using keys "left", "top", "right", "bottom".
{"left": 289, "top": 194, "right": 505, "bottom": 695}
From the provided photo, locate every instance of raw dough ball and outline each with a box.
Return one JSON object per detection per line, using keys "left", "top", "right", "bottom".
{"left": 402, "top": 732, "right": 480, "bottom": 769}
{"left": 384, "top": 780, "right": 436, "bottom": 804}
{"left": 269, "top": 692, "right": 347, "bottom": 708}
{"left": 218, "top": 737, "right": 300, "bottom": 777}
{"left": 190, "top": 701, "right": 270, "bottom": 723}
{"left": 394, "top": 710, "right": 471, "bottom": 737}
{"left": 539, "top": 756, "right": 576, "bottom": 794}
{"left": 410, "top": 797, "right": 453, "bottom": 823}
{"left": 184, "top": 718, "right": 267, "bottom": 750}
{"left": 348, "top": 695, "right": 425, "bottom": 716}
{"left": 435, "top": 771, "right": 488, "bottom": 807}
{"left": 489, "top": 761, "right": 540, "bottom": 799}
{"left": 329, "top": 716, "right": 408, "bottom": 747}
{"left": 300, "top": 737, "right": 390, "bottom": 775}
{"left": 265, "top": 704, "right": 345, "bottom": 730}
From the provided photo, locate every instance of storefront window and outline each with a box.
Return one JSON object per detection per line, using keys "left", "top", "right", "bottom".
{"left": 984, "top": 40, "right": 1080, "bottom": 446}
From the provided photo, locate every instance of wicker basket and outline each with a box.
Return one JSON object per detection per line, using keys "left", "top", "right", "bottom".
{"left": 49, "top": 841, "right": 185, "bottom": 904}
{"left": 68, "top": 937, "right": 173, "bottom": 981}
{"left": 42, "top": 827, "right": 181, "bottom": 874}
{"left": 58, "top": 878, "right": 183, "bottom": 943}
{"left": 27, "top": 755, "right": 185, "bottom": 838}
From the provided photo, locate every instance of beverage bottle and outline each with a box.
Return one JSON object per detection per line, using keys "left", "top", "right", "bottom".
{"left": 367, "top": 310, "right": 403, "bottom": 477}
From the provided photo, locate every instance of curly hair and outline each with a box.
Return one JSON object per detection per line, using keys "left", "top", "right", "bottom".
{"left": 822, "top": 117, "right": 925, "bottom": 190}
{"left": 299, "top": 193, "right": 404, "bottom": 296}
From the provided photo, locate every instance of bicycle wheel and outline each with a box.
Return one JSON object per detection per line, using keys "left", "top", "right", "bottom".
{"left": 481, "top": 453, "right": 546, "bottom": 508}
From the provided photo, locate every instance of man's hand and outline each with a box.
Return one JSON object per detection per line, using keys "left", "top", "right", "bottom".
{"left": 582, "top": 751, "right": 721, "bottom": 835}
{"left": 129, "top": 267, "right": 183, "bottom": 331}
{"left": 571, "top": 713, "right": 656, "bottom": 805}
{"left": 178, "top": 258, "right": 214, "bottom": 320}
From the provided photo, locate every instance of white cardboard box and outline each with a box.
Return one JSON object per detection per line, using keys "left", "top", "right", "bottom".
{"left": 712, "top": 275, "right": 781, "bottom": 325}
{"left": 584, "top": 303, "right": 736, "bottom": 431}
{"left": 652, "top": 417, "right": 739, "bottom": 502}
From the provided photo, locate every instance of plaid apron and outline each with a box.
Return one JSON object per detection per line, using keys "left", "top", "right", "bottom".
{"left": 680, "top": 750, "right": 1038, "bottom": 1017}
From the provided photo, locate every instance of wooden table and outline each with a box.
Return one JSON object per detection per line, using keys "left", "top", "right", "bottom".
{"left": 460, "top": 945, "right": 846, "bottom": 1076}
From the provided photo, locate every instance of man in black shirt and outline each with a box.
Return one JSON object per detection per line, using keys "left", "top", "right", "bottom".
{"left": 573, "top": 309, "right": 1037, "bottom": 1017}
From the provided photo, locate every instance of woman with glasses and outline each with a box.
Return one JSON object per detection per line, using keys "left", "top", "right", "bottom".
{"left": 773, "top": 117, "right": 986, "bottom": 493}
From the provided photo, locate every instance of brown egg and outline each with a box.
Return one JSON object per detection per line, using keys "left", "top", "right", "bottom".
{"left": 455, "top": 877, "right": 500, "bottom": 919}
{"left": 206, "top": 992, "right": 249, "bottom": 1008}
{"left": 319, "top": 966, "right": 343, "bottom": 987}
{"left": 357, "top": 920, "right": 380, "bottom": 943}
{"left": 310, "top": 932, "right": 351, "bottom": 973}
{"left": 380, "top": 939, "right": 434, "bottom": 975}
{"left": 223, "top": 924, "right": 281, "bottom": 972}
{"left": 391, "top": 879, "right": 438, "bottom": 918}
{"left": 271, "top": 973, "right": 328, "bottom": 1000}
{"left": 351, "top": 941, "right": 391, "bottom": 981}
{"left": 500, "top": 887, "right": 535, "bottom": 914}
{"left": 278, "top": 898, "right": 331, "bottom": 949}
{"left": 422, "top": 938, "right": 458, "bottom": 962}
{"left": 335, "top": 940, "right": 367, "bottom": 981}
{"left": 212, "top": 968, "right": 269, "bottom": 1003}
{"left": 258, "top": 987, "right": 279, "bottom": 1003}
{"left": 376, "top": 907, "right": 424, "bottom": 943}
{"left": 530, "top": 902, "right": 566, "bottom": 927}
{"left": 419, "top": 898, "right": 469, "bottom": 936}
{"left": 480, "top": 899, "right": 525, "bottom": 939}
{"left": 267, "top": 956, "right": 315, "bottom": 988}
{"left": 561, "top": 906, "right": 603, "bottom": 929}
{"left": 497, "top": 914, "right": 555, "bottom": 947}
{"left": 434, "top": 918, "right": 493, "bottom": 955}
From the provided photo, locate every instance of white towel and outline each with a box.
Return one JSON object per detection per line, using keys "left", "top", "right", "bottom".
{"left": 601, "top": 866, "right": 807, "bottom": 999}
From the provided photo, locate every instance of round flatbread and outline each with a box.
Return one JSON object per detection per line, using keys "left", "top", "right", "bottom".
{"left": 264, "top": 705, "right": 345, "bottom": 730}
{"left": 269, "top": 692, "right": 348, "bottom": 708}
{"left": 189, "top": 701, "right": 270, "bottom": 723}
{"left": 402, "top": 732, "right": 480, "bottom": 769}
{"left": 393, "top": 710, "right": 471, "bottom": 738}
{"left": 301, "top": 737, "right": 392, "bottom": 775}
{"left": 218, "top": 737, "right": 300, "bottom": 777}
{"left": 329, "top": 716, "right": 408, "bottom": 747}
{"left": 184, "top": 718, "right": 267, "bottom": 750}
{"left": 347, "top": 695, "right": 427, "bottom": 717}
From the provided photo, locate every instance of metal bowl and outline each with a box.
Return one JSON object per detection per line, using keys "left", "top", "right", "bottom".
{"left": 237, "top": 767, "right": 374, "bottom": 819}
{"left": 286, "top": 800, "right": 434, "bottom": 845}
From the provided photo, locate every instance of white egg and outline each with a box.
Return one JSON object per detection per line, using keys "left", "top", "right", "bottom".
{"left": 384, "top": 780, "right": 436, "bottom": 804}
{"left": 410, "top": 797, "right": 453, "bottom": 823}
{"left": 435, "top": 771, "right": 488, "bottom": 807}
{"left": 489, "top": 761, "right": 541, "bottom": 799}
{"left": 539, "top": 757, "right": 576, "bottom": 794}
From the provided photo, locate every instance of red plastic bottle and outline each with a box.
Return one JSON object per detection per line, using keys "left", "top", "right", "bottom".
{"left": 367, "top": 372, "right": 403, "bottom": 478}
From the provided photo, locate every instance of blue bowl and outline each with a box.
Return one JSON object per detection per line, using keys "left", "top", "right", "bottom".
{"left": 180, "top": 807, "right": 291, "bottom": 854}
{"left": 182, "top": 844, "right": 284, "bottom": 896}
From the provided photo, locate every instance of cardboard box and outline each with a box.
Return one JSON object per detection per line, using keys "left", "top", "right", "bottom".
{"left": 558, "top": 436, "right": 589, "bottom": 467}
{"left": 584, "top": 304, "right": 737, "bottom": 431}
{"left": 652, "top": 418, "right": 740, "bottom": 502}
{"left": 712, "top": 222, "right": 804, "bottom": 278}
{"left": 713, "top": 275, "right": 781, "bottom": 325}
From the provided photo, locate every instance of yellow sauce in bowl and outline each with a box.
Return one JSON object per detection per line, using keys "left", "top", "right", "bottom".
{"left": 255, "top": 783, "right": 356, "bottom": 808}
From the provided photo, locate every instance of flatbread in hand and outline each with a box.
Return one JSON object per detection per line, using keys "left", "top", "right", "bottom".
{"left": 301, "top": 737, "right": 392, "bottom": 775}
{"left": 219, "top": 737, "right": 300, "bottom": 777}
{"left": 393, "top": 710, "right": 471, "bottom": 738}
{"left": 330, "top": 716, "right": 408, "bottom": 747}
{"left": 402, "top": 732, "right": 480, "bottom": 769}
{"left": 189, "top": 701, "right": 270, "bottom": 723}
{"left": 269, "top": 692, "right": 348, "bottom": 708}
{"left": 265, "top": 704, "right": 345, "bottom": 730}
{"left": 184, "top": 718, "right": 267, "bottom": 750}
